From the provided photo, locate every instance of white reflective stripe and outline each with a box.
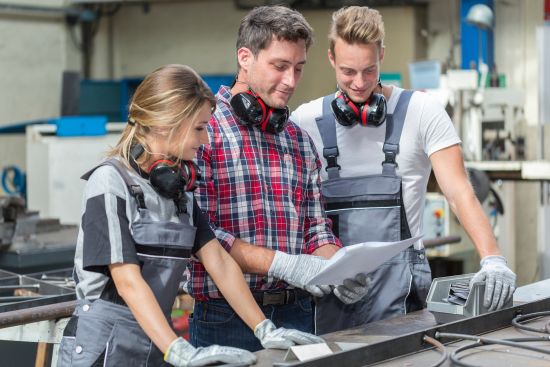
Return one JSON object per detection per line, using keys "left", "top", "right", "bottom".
{"left": 103, "top": 341, "right": 109, "bottom": 366}
{"left": 105, "top": 193, "right": 123, "bottom": 264}
{"left": 326, "top": 206, "right": 400, "bottom": 213}
{"left": 313, "top": 301, "right": 318, "bottom": 335}
{"left": 136, "top": 252, "right": 188, "bottom": 261}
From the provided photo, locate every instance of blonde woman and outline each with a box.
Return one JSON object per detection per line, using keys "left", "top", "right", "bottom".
{"left": 57, "top": 64, "right": 323, "bottom": 367}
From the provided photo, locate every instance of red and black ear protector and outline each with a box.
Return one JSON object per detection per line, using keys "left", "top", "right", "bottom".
{"left": 130, "top": 144, "right": 201, "bottom": 201}
{"left": 230, "top": 89, "right": 289, "bottom": 134}
{"left": 331, "top": 83, "right": 387, "bottom": 127}
{"left": 148, "top": 159, "right": 200, "bottom": 196}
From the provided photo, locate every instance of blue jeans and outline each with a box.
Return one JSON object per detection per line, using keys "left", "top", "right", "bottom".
{"left": 189, "top": 296, "right": 314, "bottom": 352}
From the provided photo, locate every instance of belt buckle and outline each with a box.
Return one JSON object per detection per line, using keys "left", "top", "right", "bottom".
{"left": 263, "top": 292, "right": 286, "bottom": 306}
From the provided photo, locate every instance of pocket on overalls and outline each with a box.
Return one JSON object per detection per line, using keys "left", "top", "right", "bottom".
{"left": 336, "top": 206, "right": 401, "bottom": 244}
{"left": 131, "top": 212, "right": 195, "bottom": 311}
{"left": 323, "top": 175, "right": 403, "bottom": 245}
{"left": 409, "top": 248, "right": 432, "bottom": 309}
{"left": 71, "top": 311, "right": 115, "bottom": 366}
{"left": 57, "top": 336, "right": 76, "bottom": 366}
{"left": 103, "top": 320, "right": 151, "bottom": 367}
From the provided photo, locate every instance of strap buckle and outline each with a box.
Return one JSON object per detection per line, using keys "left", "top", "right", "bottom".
{"left": 323, "top": 147, "right": 341, "bottom": 171}
{"left": 383, "top": 151, "right": 397, "bottom": 165}
{"left": 129, "top": 185, "right": 146, "bottom": 208}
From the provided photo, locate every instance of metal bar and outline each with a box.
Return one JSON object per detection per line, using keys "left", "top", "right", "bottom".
{"left": 0, "top": 284, "right": 40, "bottom": 291}
{"left": 287, "top": 297, "right": 550, "bottom": 366}
{"left": 0, "top": 296, "right": 42, "bottom": 302}
{"left": 0, "top": 300, "right": 77, "bottom": 329}
{"left": 423, "top": 235, "right": 462, "bottom": 248}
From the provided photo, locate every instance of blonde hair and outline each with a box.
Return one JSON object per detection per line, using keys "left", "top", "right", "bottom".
{"left": 328, "top": 6, "right": 385, "bottom": 57}
{"left": 108, "top": 64, "right": 215, "bottom": 166}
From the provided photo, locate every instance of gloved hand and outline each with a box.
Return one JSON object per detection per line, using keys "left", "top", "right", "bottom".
{"left": 254, "top": 319, "right": 324, "bottom": 349}
{"left": 268, "top": 251, "right": 332, "bottom": 297}
{"left": 333, "top": 273, "right": 371, "bottom": 305}
{"left": 470, "top": 255, "right": 516, "bottom": 311}
{"left": 164, "top": 337, "right": 256, "bottom": 367}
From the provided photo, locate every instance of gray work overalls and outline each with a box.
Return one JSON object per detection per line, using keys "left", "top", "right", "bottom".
{"left": 57, "top": 159, "right": 196, "bottom": 367}
{"left": 314, "top": 90, "right": 432, "bottom": 335}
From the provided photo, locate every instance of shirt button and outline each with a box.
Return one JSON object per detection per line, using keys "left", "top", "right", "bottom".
{"left": 75, "top": 345, "right": 83, "bottom": 354}
{"left": 82, "top": 304, "right": 90, "bottom": 312}
{"left": 419, "top": 254, "right": 425, "bottom": 260}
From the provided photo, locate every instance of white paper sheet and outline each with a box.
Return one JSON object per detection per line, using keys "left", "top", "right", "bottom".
{"left": 307, "top": 236, "right": 422, "bottom": 285}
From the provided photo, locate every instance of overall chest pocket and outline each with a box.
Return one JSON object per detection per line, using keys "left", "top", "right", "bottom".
{"left": 322, "top": 174, "right": 403, "bottom": 245}
{"left": 132, "top": 218, "right": 196, "bottom": 311}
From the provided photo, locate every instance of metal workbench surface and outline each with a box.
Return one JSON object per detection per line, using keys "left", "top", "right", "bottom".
{"left": 253, "top": 298, "right": 550, "bottom": 366}
{"left": 253, "top": 309, "right": 438, "bottom": 367}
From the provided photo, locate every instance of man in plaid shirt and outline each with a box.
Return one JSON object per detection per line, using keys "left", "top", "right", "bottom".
{"left": 186, "top": 6, "right": 371, "bottom": 351}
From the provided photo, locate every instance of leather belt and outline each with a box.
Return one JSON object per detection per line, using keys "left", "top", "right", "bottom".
{"left": 251, "top": 289, "right": 311, "bottom": 306}
{"left": 207, "top": 289, "right": 311, "bottom": 306}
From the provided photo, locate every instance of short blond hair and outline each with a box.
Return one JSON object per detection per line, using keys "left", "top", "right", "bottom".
{"left": 329, "top": 6, "right": 385, "bottom": 57}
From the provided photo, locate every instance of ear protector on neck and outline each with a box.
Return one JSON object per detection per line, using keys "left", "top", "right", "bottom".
{"left": 230, "top": 90, "right": 289, "bottom": 134}
{"left": 331, "top": 91, "right": 387, "bottom": 127}
{"left": 130, "top": 144, "right": 200, "bottom": 201}
{"left": 148, "top": 159, "right": 200, "bottom": 197}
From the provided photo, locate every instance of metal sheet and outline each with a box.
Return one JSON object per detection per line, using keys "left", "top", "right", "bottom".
{"left": 254, "top": 297, "right": 550, "bottom": 366}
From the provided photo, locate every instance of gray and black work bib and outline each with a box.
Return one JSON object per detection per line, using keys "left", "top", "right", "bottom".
{"left": 314, "top": 90, "right": 431, "bottom": 335}
{"left": 57, "top": 159, "right": 195, "bottom": 367}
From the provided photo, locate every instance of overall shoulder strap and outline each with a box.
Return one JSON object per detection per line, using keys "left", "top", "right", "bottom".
{"left": 382, "top": 90, "right": 414, "bottom": 175}
{"left": 81, "top": 159, "right": 146, "bottom": 209}
{"left": 315, "top": 94, "right": 341, "bottom": 179}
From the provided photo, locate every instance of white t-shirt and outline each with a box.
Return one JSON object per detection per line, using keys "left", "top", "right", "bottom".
{"left": 290, "top": 87, "right": 461, "bottom": 248}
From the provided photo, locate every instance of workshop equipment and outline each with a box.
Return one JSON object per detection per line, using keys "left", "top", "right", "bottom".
{"left": 0, "top": 272, "right": 75, "bottom": 313}
{"left": 253, "top": 294, "right": 550, "bottom": 366}
{"left": 426, "top": 273, "right": 510, "bottom": 323}
{"left": 0, "top": 196, "right": 77, "bottom": 272}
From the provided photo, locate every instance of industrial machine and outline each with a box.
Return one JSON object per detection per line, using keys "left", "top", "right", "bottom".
{"left": 0, "top": 196, "right": 77, "bottom": 273}
{"left": 460, "top": 87, "right": 526, "bottom": 162}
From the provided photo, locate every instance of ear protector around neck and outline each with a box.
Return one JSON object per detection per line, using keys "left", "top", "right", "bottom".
{"left": 148, "top": 159, "right": 200, "bottom": 197}
{"left": 230, "top": 90, "right": 289, "bottom": 134}
{"left": 331, "top": 91, "right": 387, "bottom": 127}
{"left": 130, "top": 144, "right": 200, "bottom": 200}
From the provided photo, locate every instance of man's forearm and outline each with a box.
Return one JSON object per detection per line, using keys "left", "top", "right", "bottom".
{"left": 229, "top": 238, "right": 276, "bottom": 275}
{"left": 312, "top": 244, "right": 340, "bottom": 259}
{"left": 450, "top": 191, "right": 501, "bottom": 258}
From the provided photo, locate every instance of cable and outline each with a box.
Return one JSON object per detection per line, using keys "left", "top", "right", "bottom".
{"left": 422, "top": 335, "right": 448, "bottom": 367}
{"left": 512, "top": 311, "right": 550, "bottom": 334}
{"left": 437, "top": 332, "right": 550, "bottom": 367}
{"left": 1, "top": 165, "right": 26, "bottom": 196}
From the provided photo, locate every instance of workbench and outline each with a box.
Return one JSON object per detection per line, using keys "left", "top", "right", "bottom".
{"left": 253, "top": 296, "right": 550, "bottom": 366}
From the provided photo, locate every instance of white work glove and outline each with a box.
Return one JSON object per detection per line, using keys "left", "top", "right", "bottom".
{"left": 333, "top": 273, "right": 371, "bottom": 305}
{"left": 254, "top": 319, "right": 324, "bottom": 349}
{"left": 470, "top": 255, "right": 516, "bottom": 311}
{"left": 268, "top": 251, "right": 332, "bottom": 297}
{"left": 164, "top": 337, "right": 256, "bottom": 367}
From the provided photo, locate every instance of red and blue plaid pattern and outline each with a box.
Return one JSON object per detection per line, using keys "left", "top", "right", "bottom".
{"left": 186, "top": 86, "right": 341, "bottom": 300}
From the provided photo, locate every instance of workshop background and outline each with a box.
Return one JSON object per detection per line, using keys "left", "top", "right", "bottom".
{"left": 0, "top": 0, "right": 549, "bottom": 365}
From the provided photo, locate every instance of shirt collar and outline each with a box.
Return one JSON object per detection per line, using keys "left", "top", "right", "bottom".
{"left": 216, "top": 85, "right": 233, "bottom": 106}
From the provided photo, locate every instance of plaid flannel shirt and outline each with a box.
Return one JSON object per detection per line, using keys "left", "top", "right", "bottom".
{"left": 185, "top": 86, "right": 341, "bottom": 300}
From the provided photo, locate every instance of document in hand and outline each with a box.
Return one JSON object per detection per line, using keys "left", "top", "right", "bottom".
{"left": 307, "top": 236, "right": 422, "bottom": 286}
